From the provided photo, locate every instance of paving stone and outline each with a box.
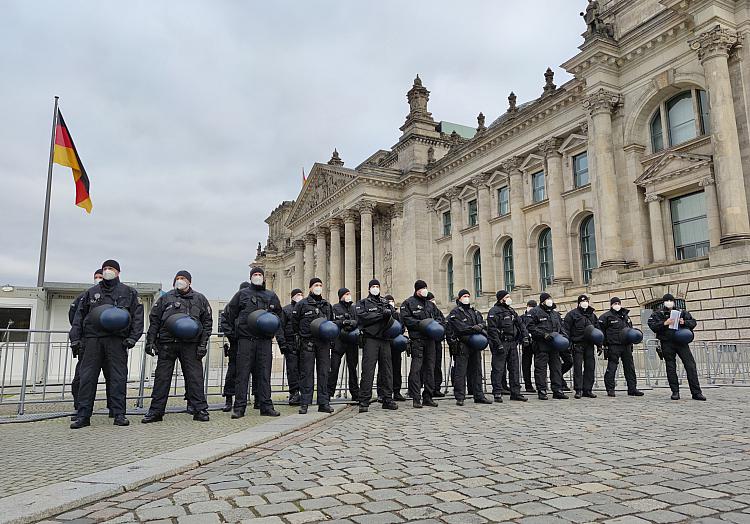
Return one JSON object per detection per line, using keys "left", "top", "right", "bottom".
{"left": 284, "top": 511, "right": 327, "bottom": 524}
{"left": 177, "top": 514, "right": 221, "bottom": 524}
{"left": 254, "top": 502, "right": 299, "bottom": 517}
{"left": 638, "top": 509, "right": 687, "bottom": 523}
{"left": 477, "top": 506, "right": 523, "bottom": 521}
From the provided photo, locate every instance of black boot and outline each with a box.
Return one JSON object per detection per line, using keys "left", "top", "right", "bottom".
{"left": 318, "top": 404, "right": 334, "bottom": 414}
{"left": 628, "top": 390, "right": 644, "bottom": 396}
{"left": 692, "top": 393, "right": 706, "bottom": 401}
{"left": 186, "top": 403, "right": 196, "bottom": 415}
{"left": 552, "top": 392, "right": 569, "bottom": 400}
{"left": 493, "top": 395, "right": 504, "bottom": 403}
{"left": 607, "top": 390, "right": 616, "bottom": 397}
{"left": 299, "top": 404, "right": 308, "bottom": 414}
{"left": 525, "top": 385, "right": 537, "bottom": 393}
{"left": 474, "top": 396, "right": 493, "bottom": 404}
{"left": 423, "top": 396, "right": 438, "bottom": 408}
{"left": 538, "top": 392, "right": 548, "bottom": 400}
{"left": 113, "top": 415, "right": 130, "bottom": 426}
{"left": 432, "top": 390, "right": 445, "bottom": 398}
{"left": 193, "top": 410, "right": 210, "bottom": 422}
{"left": 412, "top": 399, "right": 423, "bottom": 408}
{"left": 382, "top": 400, "right": 398, "bottom": 410}
{"left": 671, "top": 391, "right": 680, "bottom": 400}
{"left": 222, "top": 396, "right": 233, "bottom": 412}
{"left": 261, "top": 408, "right": 281, "bottom": 417}
{"left": 583, "top": 391, "right": 597, "bottom": 398}
{"left": 141, "top": 412, "right": 163, "bottom": 424}
{"left": 288, "top": 392, "right": 301, "bottom": 406}
{"left": 70, "top": 417, "right": 90, "bottom": 429}
{"left": 232, "top": 407, "right": 245, "bottom": 419}
{"left": 510, "top": 394, "right": 527, "bottom": 402}
{"left": 574, "top": 391, "right": 582, "bottom": 399}
{"left": 358, "top": 403, "right": 369, "bottom": 413}
{"left": 456, "top": 399, "right": 465, "bottom": 406}
{"left": 393, "top": 392, "right": 406, "bottom": 402}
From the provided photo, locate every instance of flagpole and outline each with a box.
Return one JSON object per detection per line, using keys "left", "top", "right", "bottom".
{"left": 37, "top": 96, "right": 59, "bottom": 288}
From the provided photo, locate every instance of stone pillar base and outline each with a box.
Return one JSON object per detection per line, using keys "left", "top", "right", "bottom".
{"left": 709, "top": 240, "right": 750, "bottom": 266}
{"left": 599, "top": 260, "right": 627, "bottom": 268}
{"left": 590, "top": 266, "right": 622, "bottom": 286}
{"left": 720, "top": 234, "right": 750, "bottom": 246}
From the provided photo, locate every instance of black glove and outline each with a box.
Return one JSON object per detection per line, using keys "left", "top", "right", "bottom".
{"left": 471, "top": 324, "right": 484, "bottom": 334}
{"left": 596, "top": 346, "right": 603, "bottom": 356}
{"left": 344, "top": 320, "right": 357, "bottom": 330}
{"left": 544, "top": 332, "right": 553, "bottom": 341}
{"left": 383, "top": 309, "right": 392, "bottom": 320}
{"left": 197, "top": 346, "right": 207, "bottom": 359}
{"left": 123, "top": 338, "right": 136, "bottom": 349}
{"left": 70, "top": 340, "right": 81, "bottom": 358}
{"left": 145, "top": 343, "right": 156, "bottom": 357}
{"left": 223, "top": 343, "right": 230, "bottom": 357}
{"left": 522, "top": 337, "right": 531, "bottom": 349}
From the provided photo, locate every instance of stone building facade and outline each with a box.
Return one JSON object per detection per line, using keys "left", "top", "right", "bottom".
{"left": 256, "top": 0, "right": 750, "bottom": 342}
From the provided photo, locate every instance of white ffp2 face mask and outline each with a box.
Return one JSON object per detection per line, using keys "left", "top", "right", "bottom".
{"left": 94, "top": 278, "right": 103, "bottom": 284}
{"left": 250, "top": 275, "right": 263, "bottom": 286}
{"left": 292, "top": 294, "right": 303, "bottom": 303}
{"left": 370, "top": 287, "right": 380, "bottom": 296}
{"left": 343, "top": 294, "right": 352, "bottom": 303}
{"left": 612, "top": 304, "right": 622, "bottom": 312}
{"left": 102, "top": 269, "right": 117, "bottom": 281}
{"left": 460, "top": 297, "right": 470, "bottom": 305}
{"left": 175, "top": 279, "right": 189, "bottom": 291}
{"left": 663, "top": 301, "right": 674, "bottom": 309}
{"left": 312, "top": 286, "right": 323, "bottom": 296}
{"left": 580, "top": 301, "right": 589, "bottom": 309}
{"left": 505, "top": 298, "right": 513, "bottom": 306}
{"left": 545, "top": 299, "right": 553, "bottom": 308}
{"left": 418, "top": 289, "right": 428, "bottom": 298}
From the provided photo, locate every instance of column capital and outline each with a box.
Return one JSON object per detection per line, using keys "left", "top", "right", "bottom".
{"left": 389, "top": 203, "right": 404, "bottom": 219}
{"left": 538, "top": 137, "right": 563, "bottom": 158}
{"left": 293, "top": 239, "right": 305, "bottom": 250}
{"left": 304, "top": 233, "right": 316, "bottom": 245}
{"left": 582, "top": 88, "right": 623, "bottom": 116}
{"left": 471, "top": 173, "right": 491, "bottom": 189}
{"left": 689, "top": 25, "right": 741, "bottom": 62}
{"left": 579, "top": 121, "right": 589, "bottom": 136}
{"left": 342, "top": 209, "right": 359, "bottom": 224}
{"left": 444, "top": 187, "right": 461, "bottom": 201}
{"left": 644, "top": 193, "right": 663, "bottom": 203}
{"left": 698, "top": 175, "right": 716, "bottom": 187}
{"left": 315, "top": 226, "right": 328, "bottom": 237}
{"left": 328, "top": 217, "right": 343, "bottom": 230}
{"left": 357, "top": 199, "right": 376, "bottom": 215}
{"left": 501, "top": 156, "right": 523, "bottom": 174}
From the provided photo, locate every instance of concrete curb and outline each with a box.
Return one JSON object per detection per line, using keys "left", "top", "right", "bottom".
{"left": 0, "top": 406, "right": 352, "bottom": 524}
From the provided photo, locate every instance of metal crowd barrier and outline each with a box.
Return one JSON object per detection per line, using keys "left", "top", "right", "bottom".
{"left": 1, "top": 328, "right": 748, "bottom": 417}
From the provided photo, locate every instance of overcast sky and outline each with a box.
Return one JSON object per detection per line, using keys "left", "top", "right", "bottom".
{"left": 1, "top": 1, "right": 585, "bottom": 299}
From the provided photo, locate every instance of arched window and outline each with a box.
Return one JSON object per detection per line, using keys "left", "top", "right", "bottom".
{"left": 447, "top": 256, "right": 454, "bottom": 301}
{"left": 538, "top": 228, "right": 553, "bottom": 290}
{"left": 503, "top": 240, "right": 515, "bottom": 292}
{"left": 580, "top": 216, "right": 597, "bottom": 284}
{"left": 650, "top": 89, "right": 710, "bottom": 152}
{"left": 473, "top": 249, "right": 482, "bottom": 296}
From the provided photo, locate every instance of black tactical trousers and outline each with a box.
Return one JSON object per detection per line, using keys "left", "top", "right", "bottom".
{"left": 408, "top": 338, "right": 436, "bottom": 401}
{"left": 72, "top": 344, "right": 111, "bottom": 412}
{"left": 521, "top": 343, "right": 534, "bottom": 389}
{"left": 222, "top": 338, "right": 237, "bottom": 397}
{"left": 235, "top": 337, "right": 273, "bottom": 410}
{"left": 299, "top": 338, "right": 330, "bottom": 406}
{"left": 328, "top": 340, "right": 359, "bottom": 400}
{"left": 453, "top": 345, "right": 484, "bottom": 401}
{"left": 360, "top": 337, "right": 392, "bottom": 405}
{"left": 432, "top": 341, "right": 444, "bottom": 393}
{"left": 662, "top": 342, "right": 702, "bottom": 396}
{"left": 560, "top": 348, "right": 573, "bottom": 387}
{"left": 534, "top": 346, "right": 563, "bottom": 395}
{"left": 76, "top": 336, "right": 128, "bottom": 419}
{"left": 572, "top": 342, "right": 596, "bottom": 393}
{"left": 491, "top": 340, "right": 521, "bottom": 396}
{"left": 604, "top": 344, "right": 638, "bottom": 392}
{"left": 149, "top": 342, "right": 207, "bottom": 415}
{"left": 378, "top": 345, "right": 402, "bottom": 397}
{"left": 284, "top": 349, "right": 300, "bottom": 396}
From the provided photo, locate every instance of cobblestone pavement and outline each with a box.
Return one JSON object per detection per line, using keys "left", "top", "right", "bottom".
{"left": 40, "top": 386, "right": 750, "bottom": 523}
{"left": 0, "top": 404, "right": 300, "bottom": 498}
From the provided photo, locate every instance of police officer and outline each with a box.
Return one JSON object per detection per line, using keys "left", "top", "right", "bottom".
{"left": 281, "top": 288, "right": 303, "bottom": 406}
{"left": 647, "top": 293, "right": 705, "bottom": 401}
{"left": 328, "top": 287, "right": 359, "bottom": 403}
{"left": 223, "top": 267, "right": 283, "bottom": 418}
{"left": 70, "top": 269, "right": 112, "bottom": 421}
{"left": 563, "top": 294, "right": 599, "bottom": 399}
{"left": 520, "top": 300, "right": 537, "bottom": 392}
{"left": 598, "top": 297, "right": 644, "bottom": 397}
{"left": 401, "top": 280, "right": 439, "bottom": 409}
{"left": 378, "top": 294, "right": 407, "bottom": 402}
{"left": 527, "top": 292, "right": 567, "bottom": 400}
{"left": 69, "top": 260, "right": 144, "bottom": 429}
{"left": 220, "top": 281, "right": 250, "bottom": 412}
{"left": 292, "top": 278, "right": 334, "bottom": 414}
{"left": 142, "top": 271, "right": 212, "bottom": 423}
{"left": 487, "top": 290, "right": 528, "bottom": 403}
{"left": 356, "top": 279, "right": 399, "bottom": 412}
{"left": 448, "top": 289, "right": 492, "bottom": 406}
{"left": 426, "top": 292, "right": 446, "bottom": 398}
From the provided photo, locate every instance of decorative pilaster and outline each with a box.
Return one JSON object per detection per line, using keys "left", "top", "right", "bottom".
{"left": 358, "top": 200, "right": 376, "bottom": 297}
{"left": 445, "top": 187, "right": 465, "bottom": 294}
{"left": 328, "top": 219, "right": 342, "bottom": 301}
{"left": 303, "top": 234, "right": 316, "bottom": 286}
{"left": 690, "top": 25, "right": 750, "bottom": 244}
{"left": 583, "top": 88, "right": 626, "bottom": 267}
{"left": 645, "top": 194, "right": 667, "bottom": 263}
{"left": 501, "top": 157, "right": 530, "bottom": 290}
{"left": 293, "top": 240, "right": 305, "bottom": 291}
{"left": 472, "top": 174, "right": 495, "bottom": 294}
{"left": 389, "top": 204, "right": 406, "bottom": 298}
{"left": 698, "top": 176, "right": 722, "bottom": 248}
{"left": 315, "top": 227, "right": 328, "bottom": 285}
{"left": 539, "top": 137, "right": 572, "bottom": 283}
{"left": 342, "top": 210, "right": 358, "bottom": 296}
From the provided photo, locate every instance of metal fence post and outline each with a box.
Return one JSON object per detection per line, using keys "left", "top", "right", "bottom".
{"left": 136, "top": 345, "right": 148, "bottom": 409}
{"left": 17, "top": 337, "right": 32, "bottom": 416}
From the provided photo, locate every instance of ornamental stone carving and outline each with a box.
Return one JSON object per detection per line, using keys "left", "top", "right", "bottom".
{"left": 389, "top": 203, "right": 404, "bottom": 219}
{"left": 582, "top": 89, "right": 623, "bottom": 116}
{"left": 538, "top": 137, "right": 563, "bottom": 158}
{"left": 698, "top": 176, "right": 716, "bottom": 187}
{"left": 294, "top": 170, "right": 353, "bottom": 219}
{"left": 357, "top": 200, "right": 377, "bottom": 214}
{"left": 689, "top": 25, "right": 741, "bottom": 62}
{"left": 501, "top": 156, "right": 523, "bottom": 173}
{"left": 444, "top": 187, "right": 461, "bottom": 201}
{"left": 342, "top": 209, "right": 358, "bottom": 223}
{"left": 644, "top": 193, "right": 662, "bottom": 203}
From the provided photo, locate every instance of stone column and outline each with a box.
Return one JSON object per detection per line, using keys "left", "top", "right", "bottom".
{"left": 293, "top": 240, "right": 305, "bottom": 291}
{"left": 699, "top": 176, "right": 722, "bottom": 248}
{"left": 502, "top": 158, "right": 530, "bottom": 290}
{"left": 540, "top": 138, "right": 572, "bottom": 283}
{"left": 389, "top": 203, "right": 406, "bottom": 299}
{"left": 343, "top": 210, "right": 358, "bottom": 294}
{"left": 645, "top": 194, "right": 667, "bottom": 263}
{"left": 583, "top": 89, "right": 626, "bottom": 266}
{"left": 315, "top": 227, "right": 328, "bottom": 284}
{"left": 472, "top": 174, "right": 495, "bottom": 294}
{"left": 690, "top": 26, "right": 750, "bottom": 244}
{"left": 358, "top": 200, "right": 375, "bottom": 297}
{"left": 446, "top": 188, "right": 465, "bottom": 293}
{"left": 303, "top": 234, "right": 315, "bottom": 287}
{"left": 329, "top": 218, "right": 342, "bottom": 301}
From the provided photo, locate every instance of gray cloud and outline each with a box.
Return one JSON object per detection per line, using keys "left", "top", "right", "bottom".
{"left": 0, "top": 0, "right": 585, "bottom": 298}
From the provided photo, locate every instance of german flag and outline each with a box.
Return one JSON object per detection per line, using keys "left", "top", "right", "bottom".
{"left": 53, "top": 110, "right": 92, "bottom": 213}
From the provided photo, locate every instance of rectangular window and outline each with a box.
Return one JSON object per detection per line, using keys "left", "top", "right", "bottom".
{"left": 670, "top": 192, "right": 710, "bottom": 260}
{"left": 0, "top": 307, "right": 31, "bottom": 343}
{"left": 573, "top": 152, "right": 589, "bottom": 188}
{"left": 497, "top": 186, "right": 510, "bottom": 216}
{"left": 468, "top": 199, "right": 478, "bottom": 227}
{"left": 532, "top": 171, "right": 546, "bottom": 202}
{"left": 442, "top": 211, "right": 452, "bottom": 236}
{"left": 698, "top": 89, "right": 711, "bottom": 135}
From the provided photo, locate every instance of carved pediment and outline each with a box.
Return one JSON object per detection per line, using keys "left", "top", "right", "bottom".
{"left": 520, "top": 153, "right": 544, "bottom": 172}
{"left": 433, "top": 197, "right": 450, "bottom": 212}
{"left": 635, "top": 151, "right": 712, "bottom": 188}
{"left": 559, "top": 133, "right": 588, "bottom": 154}
{"left": 286, "top": 164, "right": 358, "bottom": 226}
{"left": 488, "top": 170, "right": 509, "bottom": 188}
{"left": 458, "top": 185, "right": 478, "bottom": 201}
